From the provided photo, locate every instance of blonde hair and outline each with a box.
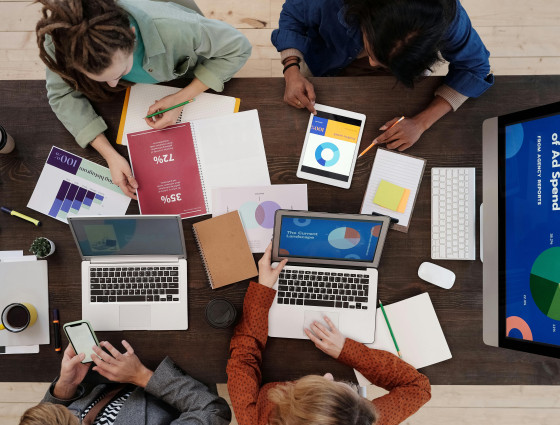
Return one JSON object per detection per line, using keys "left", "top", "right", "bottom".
{"left": 19, "top": 403, "right": 79, "bottom": 425}
{"left": 268, "top": 375, "right": 377, "bottom": 425}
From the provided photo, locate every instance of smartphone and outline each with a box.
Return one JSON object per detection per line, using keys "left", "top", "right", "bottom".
{"left": 63, "top": 320, "right": 100, "bottom": 363}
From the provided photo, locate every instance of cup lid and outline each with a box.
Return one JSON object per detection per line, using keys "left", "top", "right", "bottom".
{"left": 0, "top": 125, "right": 6, "bottom": 149}
{"left": 205, "top": 298, "right": 237, "bottom": 329}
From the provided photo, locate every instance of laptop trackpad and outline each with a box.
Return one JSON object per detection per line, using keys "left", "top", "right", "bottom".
{"left": 303, "top": 311, "right": 340, "bottom": 338}
{"left": 119, "top": 305, "right": 151, "bottom": 329}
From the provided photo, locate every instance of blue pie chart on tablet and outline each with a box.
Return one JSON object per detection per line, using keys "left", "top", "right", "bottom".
{"left": 328, "top": 227, "right": 361, "bottom": 249}
{"left": 315, "top": 142, "right": 340, "bottom": 167}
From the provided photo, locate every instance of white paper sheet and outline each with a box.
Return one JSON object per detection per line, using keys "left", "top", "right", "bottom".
{"left": 354, "top": 293, "right": 451, "bottom": 385}
{"left": 0, "top": 345, "right": 39, "bottom": 354}
{"left": 121, "top": 84, "right": 238, "bottom": 145}
{"left": 212, "top": 185, "right": 308, "bottom": 252}
{"left": 360, "top": 149, "right": 425, "bottom": 228}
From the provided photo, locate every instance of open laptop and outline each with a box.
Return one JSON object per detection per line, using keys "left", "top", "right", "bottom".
{"left": 68, "top": 215, "right": 188, "bottom": 331}
{"left": 270, "top": 210, "right": 390, "bottom": 343}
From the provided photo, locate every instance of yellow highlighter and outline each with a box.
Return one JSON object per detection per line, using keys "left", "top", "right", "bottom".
{"left": 1, "top": 206, "right": 41, "bottom": 226}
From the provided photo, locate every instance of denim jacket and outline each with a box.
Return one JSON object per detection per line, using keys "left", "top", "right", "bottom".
{"left": 44, "top": 0, "right": 251, "bottom": 148}
{"left": 271, "top": 0, "right": 493, "bottom": 98}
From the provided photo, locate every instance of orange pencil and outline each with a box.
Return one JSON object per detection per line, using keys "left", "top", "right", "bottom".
{"left": 358, "top": 116, "right": 405, "bottom": 158}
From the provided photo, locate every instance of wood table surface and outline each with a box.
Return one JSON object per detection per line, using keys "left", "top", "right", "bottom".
{"left": 1, "top": 76, "right": 560, "bottom": 385}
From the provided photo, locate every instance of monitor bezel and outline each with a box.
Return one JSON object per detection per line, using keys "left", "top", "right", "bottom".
{"left": 271, "top": 209, "right": 391, "bottom": 268}
{"left": 497, "top": 101, "right": 560, "bottom": 357}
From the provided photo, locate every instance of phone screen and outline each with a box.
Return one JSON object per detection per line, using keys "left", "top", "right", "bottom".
{"left": 65, "top": 322, "right": 98, "bottom": 363}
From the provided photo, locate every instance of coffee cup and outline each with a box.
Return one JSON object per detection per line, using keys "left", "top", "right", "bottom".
{"left": 205, "top": 298, "right": 237, "bottom": 329}
{"left": 0, "top": 303, "right": 38, "bottom": 333}
{"left": 0, "top": 124, "right": 15, "bottom": 154}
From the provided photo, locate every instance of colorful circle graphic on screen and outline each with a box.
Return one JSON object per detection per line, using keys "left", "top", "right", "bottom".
{"left": 328, "top": 227, "right": 361, "bottom": 250}
{"left": 315, "top": 142, "right": 340, "bottom": 167}
{"left": 371, "top": 225, "right": 381, "bottom": 237}
{"left": 345, "top": 254, "right": 361, "bottom": 259}
{"left": 505, "top": 123, "right": 524, "bottom": 159}
{"left": 529, "top": 247, "right": 560, "bottom": 321}
{"left": 506, "top": 316, "right": 533, "bottom": 341}
{"left": 293, "top": 218, "right": 312, "bottom": 227}
{"left": 254, "top": 201, "right": 281, "bottom": 229}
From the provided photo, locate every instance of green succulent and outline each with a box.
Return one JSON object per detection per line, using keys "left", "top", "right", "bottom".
{"left": 29, "top": 237, "right": 52, "bottom": 258}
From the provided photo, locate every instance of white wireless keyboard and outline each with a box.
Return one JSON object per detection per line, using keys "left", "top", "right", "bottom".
{"left": 431, "top": 167, "right": 476, "bottom": 260}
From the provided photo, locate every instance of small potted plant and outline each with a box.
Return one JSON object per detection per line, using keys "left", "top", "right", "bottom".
{"left": 29, "top": 237, "right": 56, "bottom": 258}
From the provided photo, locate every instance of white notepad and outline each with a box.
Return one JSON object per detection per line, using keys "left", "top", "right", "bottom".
{"left": 117, "top": 83, "right": 238, "bottom": 145}
{"left": 360, "top": 148, "right": 426, "bottom": 232}
{"left": 355, "top": 293, "right": 451, "bottom": 385}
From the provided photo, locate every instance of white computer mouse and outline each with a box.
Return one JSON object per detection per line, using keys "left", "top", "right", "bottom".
{"left": 418, "top": 262, "right": 455, "bottom": 289}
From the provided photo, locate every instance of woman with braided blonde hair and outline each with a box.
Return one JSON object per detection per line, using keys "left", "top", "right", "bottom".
{"left": 36, "top": 0, "right": 251, "bottom": 198}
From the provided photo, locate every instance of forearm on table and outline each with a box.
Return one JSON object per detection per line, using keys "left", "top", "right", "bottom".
{"left": 412, "top": 95, "right": 453, "bottom": 131}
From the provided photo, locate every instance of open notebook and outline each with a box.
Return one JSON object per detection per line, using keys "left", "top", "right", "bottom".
{"left": 354, "top": 293, "right": 452, "bottom": 385}
{"left": 360, "top": 148, "right": 426, "bottom": 232}
{"left": 117, "top": 83, "right": 240, "bottom": 145}
{"left": 127, "top": 110, "right": 270, "bottom": 219}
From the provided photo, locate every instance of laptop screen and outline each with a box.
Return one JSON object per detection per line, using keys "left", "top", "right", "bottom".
{"left": 69, "top": 216, "right": 185, "bottom": 257}
{"left": 277, "top": 215, "right": 384, "bottom": 263}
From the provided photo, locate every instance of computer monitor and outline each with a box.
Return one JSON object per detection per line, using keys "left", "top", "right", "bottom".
{"left": 483, "top": 101, "right": 560, "bottom": 358}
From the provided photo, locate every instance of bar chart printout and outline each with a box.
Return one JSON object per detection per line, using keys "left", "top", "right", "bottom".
{"left": 28, "top": 147, "right": 130, "bottom": 224}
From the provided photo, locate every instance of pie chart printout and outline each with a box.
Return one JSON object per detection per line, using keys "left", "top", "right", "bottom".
{"left": 328, "top": 227, "right": 361, "bottom": 250}
{"left": 530, "top": 247, "right": 560, "bottom": 321}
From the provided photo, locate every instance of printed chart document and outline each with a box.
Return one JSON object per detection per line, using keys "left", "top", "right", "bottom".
{"left": 212, "top": 184, "right": 308, "bottom": 252}
{"left": 354, "top": 293, "right": 451, "bottom": 385}
{"left": 360, "top": 148, "right": 426, "bottom": 232}
{"left": 117, "top": 83, "right": 239, "bottom": 145}
{"left": 28, "top": 147, "right": 131, "bottom": 224}
{"left": 127, "top": 110, "right": 271, "bottom": 219}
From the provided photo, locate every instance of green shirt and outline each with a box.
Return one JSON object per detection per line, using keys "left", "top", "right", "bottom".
{"left": 44, "top": 0, "right": 251, "bottom": 148}
{"left": 122, "top": 15, "right": 158, "bottom": 84}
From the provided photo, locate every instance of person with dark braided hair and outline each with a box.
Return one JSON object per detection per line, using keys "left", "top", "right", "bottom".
{"left": 36, "top": 0, "right": 251, "bottom": 199}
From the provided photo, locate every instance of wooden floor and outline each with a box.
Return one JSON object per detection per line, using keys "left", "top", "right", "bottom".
{"left": 1, "top": 1, "right": 560, "bottom": 424}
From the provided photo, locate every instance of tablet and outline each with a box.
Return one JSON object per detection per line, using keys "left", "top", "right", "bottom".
{"left": 296, "top": 104, "right": 366, "bottom": 189}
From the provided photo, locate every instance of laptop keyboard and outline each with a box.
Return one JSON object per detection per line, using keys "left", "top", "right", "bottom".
{"left": 277, "top": 268, "right": 370, "bottom": 309}
{"left": 89, "top": 266, "right": 180, "bottom": 303}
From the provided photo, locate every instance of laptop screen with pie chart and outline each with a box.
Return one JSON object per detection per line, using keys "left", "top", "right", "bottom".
{"left": 272, "top": 210, "right": 390, "bottom": 269}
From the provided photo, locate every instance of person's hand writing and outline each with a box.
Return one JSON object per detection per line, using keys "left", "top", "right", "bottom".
{"left": 373, "top": 116, "right": 425, "bottom": 151}
{"left": 283, "top": 66, "right": 317, "bottom": 114}
{"left": 106, "top": 152, "right": 138, "bottom": 200}
{"left": 92, "top": 340, "right": 153, "bottom": 388}
{"left": 304, "top": 316, "right": 346, "bottom": 359}
{"left": 257, "top": 242, "right": 288, "bottom": 288}
{"left": 53, "top": 345, "right": 90, "bottom": 399}
{"left": 145, "top": 94, "right": 185, "bottom": 129}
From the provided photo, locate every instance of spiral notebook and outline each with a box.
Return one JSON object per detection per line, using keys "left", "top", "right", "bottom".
{"left": 127, "top": 110, "right": 271, "bottom": 219}
{"left": 116, "top": 83, "right": 240, "bottom": 145}
{"left": 192, "top": 211, "right": 258, "bottom": 289}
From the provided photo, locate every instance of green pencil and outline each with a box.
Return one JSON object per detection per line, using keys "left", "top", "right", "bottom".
{"left": 144, "top": 98, "right": 196, "bottom": 119}
{"left": 379, "top": 300, "right": 402, "bottom": 359}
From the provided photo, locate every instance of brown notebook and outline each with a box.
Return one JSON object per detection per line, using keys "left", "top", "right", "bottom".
{"left": 192, "top": 211, "right": 257, "bottom": 288}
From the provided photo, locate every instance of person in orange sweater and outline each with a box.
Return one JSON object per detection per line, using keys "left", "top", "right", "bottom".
{"left": 227, "top": 244, "right": 432, "bottom": 425}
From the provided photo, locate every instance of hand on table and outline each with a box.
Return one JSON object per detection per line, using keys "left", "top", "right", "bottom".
{"left": 257, "top": 243, "right": 288, "bottom": 288}
{"left": 305, "top": 316, "right": 346, "bottom": 359}
{"left": 106, "top": 152, "right": 138, "bottom": 200}
{"left": 145, "top": 93, "right": 185, "bottom": 129}
{"left": 373, "top": 116, "right": 425, "bottom": 151}
{"left": 92, "top": 340, "right": 153, "bottom": 388}
{"left": 283, "top": 66, "right": 317, "bottom": 114}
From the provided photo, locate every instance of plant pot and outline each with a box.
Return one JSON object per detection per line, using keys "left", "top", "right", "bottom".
{"left": 34, "top": 238, "right": 55, "bottom": 258}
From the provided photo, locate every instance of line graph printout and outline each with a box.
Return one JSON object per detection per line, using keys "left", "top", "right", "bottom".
{"left": 28, "top": 147, "right": 131, "bottom": 224}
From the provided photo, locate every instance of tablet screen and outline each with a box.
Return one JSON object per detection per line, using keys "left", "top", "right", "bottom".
{"left": 504, "top": 111, "right": 560, "bottom": 349}
{"left": 299, "top": 111, "right": 363, "bottom": 183}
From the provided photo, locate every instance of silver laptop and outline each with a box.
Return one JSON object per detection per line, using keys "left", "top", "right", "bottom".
{"left": 68, "top": 215, "right": 188, "bottom": 331}
{"left": 269, "top": 210, "right": 390, "bottom": 343}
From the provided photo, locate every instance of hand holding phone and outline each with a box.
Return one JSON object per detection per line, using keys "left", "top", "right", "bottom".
{"left": 63, "top": 320, "right": 99, "bottom": 364}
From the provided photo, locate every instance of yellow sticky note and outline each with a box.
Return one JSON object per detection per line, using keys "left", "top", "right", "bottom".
{"left": 397, "top": 189, "right": 411, "bottom": 213}
{"left": 373, "top": 180, "right": 406, "bottom": 211}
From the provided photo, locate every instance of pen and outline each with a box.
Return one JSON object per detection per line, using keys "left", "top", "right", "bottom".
{"left": 370, "top": 212, "right": 399, "bottom": 224}
{"left": 145, "top": 98, "right": 196, "bottom": 119}
{"left": 358, "top": 116, "right": 405, "bottom": 158}
{"left": 53, "top": 309, "right": 61, "bottom": 352}
{"left": 379, "top": 300, "right": 402, "bottom": 359}
{"left": 1, "top": 206, "right": 41, "bottom": 226}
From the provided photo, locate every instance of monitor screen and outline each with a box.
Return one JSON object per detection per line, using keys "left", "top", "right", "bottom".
{"left": 503, "top": 111, "right": 560, "bottom": 349}
{"left": 70, "top": 217, "right": 185, "bottom": 257}
{"left": 278, "top": 215, "right": 384, "bottom": 262}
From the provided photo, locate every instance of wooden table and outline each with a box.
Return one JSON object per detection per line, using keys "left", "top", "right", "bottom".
{"left": 1, "top": 76, "right": 560, "bottom": 385}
